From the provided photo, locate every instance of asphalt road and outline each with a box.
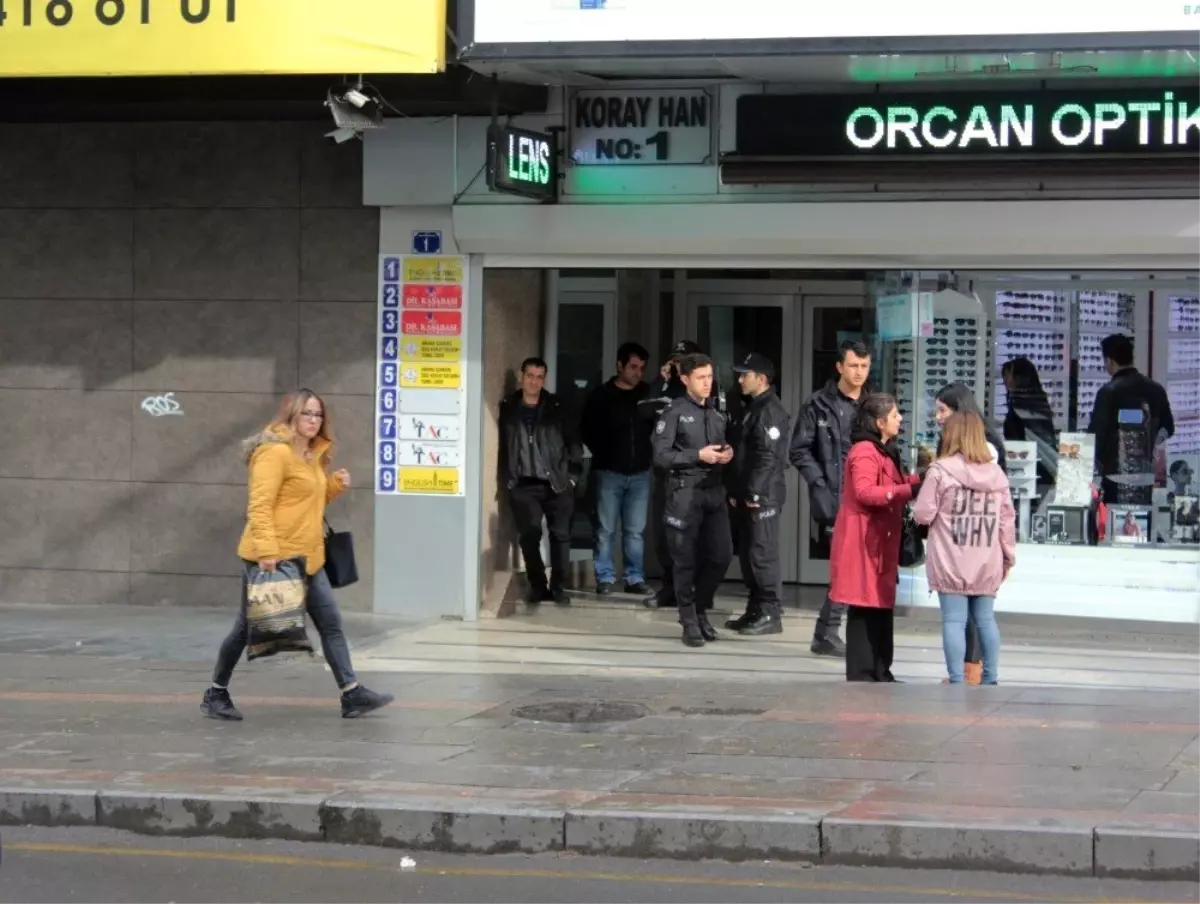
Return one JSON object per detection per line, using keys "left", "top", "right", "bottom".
{"left": 1, "top": 827, "right": 1196, "bottom": 904}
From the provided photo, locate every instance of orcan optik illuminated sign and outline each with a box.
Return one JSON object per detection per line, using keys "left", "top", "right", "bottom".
{"left": 736, "top": 88, "right": 1200, "bottom": 158}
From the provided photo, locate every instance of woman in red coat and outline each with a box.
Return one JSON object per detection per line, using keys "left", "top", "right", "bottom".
{"left": 829, "top": 393, "right": 921, "bottom": 682}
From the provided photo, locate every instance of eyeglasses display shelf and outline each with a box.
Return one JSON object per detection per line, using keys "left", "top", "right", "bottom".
{"left": 1074, "top": 290, "right": 1137, "bottom": 429}
{"left": 1167, "top": 294, "right": 1200, "bottom": 457}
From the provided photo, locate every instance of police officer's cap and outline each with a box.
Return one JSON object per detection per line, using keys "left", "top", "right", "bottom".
{"left": 732, "top": 352, "right": 776, "bottom": 383}
{"left": 671, "top": 339, "right": 701, "bottom": 356}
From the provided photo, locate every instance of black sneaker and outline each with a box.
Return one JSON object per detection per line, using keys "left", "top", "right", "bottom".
{"left": 645, "top": 588, "right": 675, "bottom": 609}
{"left": 739, "top": 613, "right": 783, "bottom": 636}
{"left": 698, "top": 616, "right": 719, "bottom": 642}
{"left": 681, "top": 624, "right": 706, "bottom": 648}
{"left": 551, "top": 588, "right": 571, "bottom": 605}
{"left": 341, "top": 685, "right": 395, "bottom": 719}
{"left": 526, "top": 585, "right": 549, "bottom": 604}
{"left": 724, "top": 611, "right": 757, "bottom": 631}
{"left": 624, "top": 582, "right": 654, "bottom": 596}
{"left": 596, "top": 582, "right": 615, "bottom": 595}
{"left": 201, "top": 687, "right": 243, "bottom": 722}
{"left": 811, "top": 635, "right": 846, "bottom": 657}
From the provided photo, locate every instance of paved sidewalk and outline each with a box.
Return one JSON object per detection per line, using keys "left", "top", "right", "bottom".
{"left": 0, "top": 604, "right": 1196, "bottom": 879}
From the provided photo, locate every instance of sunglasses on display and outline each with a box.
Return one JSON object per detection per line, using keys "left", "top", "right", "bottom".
{"left": 1002, "top": 341, "right": 1065, "bottom": 352}
{"left": 1001, "top": 312, "right": 1063, "bottom": 324}
{"left": 934, "top": 317, "right": 977, "bottom": 325}
{"left": 1168, "top": 381, "right": 1200, "bottom": 411}
{"left": 1003, "top": 328, "right": 1060, "bottom": 338}
{"left": 1007, "top": 449, "right": 1030, "bottom": 460}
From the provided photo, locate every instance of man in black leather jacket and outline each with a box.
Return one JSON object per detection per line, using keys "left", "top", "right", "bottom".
{"left": 726, "top": 353, "right": 791, "bottom": 636}
{"left": 499, "top": 357, "right": 583, "bottom": 604}
{"left": 788, "top": 339, "right": 871, "bottom": 656}
{"left": 1088, "top": 333, "right": 1175, "bottom": 504}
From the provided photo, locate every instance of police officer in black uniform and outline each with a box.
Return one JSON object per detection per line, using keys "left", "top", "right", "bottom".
{"left": 638, "top": 339, "right": 699, "bottom": 609}
{"left": 651, "top": 353, "right": 733, "bottom": 647}
{"left": 725, "top": 353, "right": 791, "bottom": 636}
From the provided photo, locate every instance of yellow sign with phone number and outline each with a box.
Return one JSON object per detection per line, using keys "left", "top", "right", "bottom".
{"left": 0, "top": 0, "right": 445, "bottom": 77}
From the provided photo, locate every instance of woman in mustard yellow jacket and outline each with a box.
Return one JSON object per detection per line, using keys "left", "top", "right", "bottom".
{"left": 202, "top": 390, "right": 393, "bottom": 721}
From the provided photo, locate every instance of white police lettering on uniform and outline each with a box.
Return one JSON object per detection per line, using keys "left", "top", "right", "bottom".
{"left": 681, "top": 415, "right": 695, "bottom": 423}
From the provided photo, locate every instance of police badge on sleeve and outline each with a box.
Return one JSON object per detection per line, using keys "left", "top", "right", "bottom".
{"left": 656, "top": 421, "right": 666, "bottom": 434}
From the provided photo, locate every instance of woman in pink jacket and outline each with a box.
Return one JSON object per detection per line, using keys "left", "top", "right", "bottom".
{"left": 913, "top": 411, "right": 1017, "bottom": 685}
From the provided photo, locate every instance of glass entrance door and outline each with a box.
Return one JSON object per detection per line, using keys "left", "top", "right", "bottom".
{"left": 798, "top": 296, "right": 869, "bottom": 585}
{"left": 687, "top": 294, "right": 798, "bottom": 582}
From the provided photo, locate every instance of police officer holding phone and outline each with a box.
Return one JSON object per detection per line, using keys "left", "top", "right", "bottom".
{"left": 651, "top": 353, "right": 733, "bottom": 648}
{"left": 726, "top": 353, "right": 790, "bottom": 636}
{"left": 639, "top": 339, "right": 699, "bottom": 609}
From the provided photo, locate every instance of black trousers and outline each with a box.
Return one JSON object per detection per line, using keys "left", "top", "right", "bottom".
{"left": 511, "top": 480, "right": 573, "bottom": 592}
{"left": 665, "top": 484, "right": 733, "bottom": 629}
{"left": 845, "top": 606, "right": 896, "bottom": 682}
{"left": 814, "top": 594, "right": 846, "bottom": 641}
{"left": 737, "top": 504, "right": 783, "bottom": 620}
{"left": 652, "top": 473, "right": 675, "bottom": 599}
{"left": 812, "top": 523, "right": 845, "bottom": 641}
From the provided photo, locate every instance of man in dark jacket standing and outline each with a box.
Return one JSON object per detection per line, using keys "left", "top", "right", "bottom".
{"left": 1088, "top": 333, "right": 1174, "bottom": 504}
{"left": 639, "top": 339, "right": 700, "bottom": 608}
{"left": 727, "top": 353, "right": 791, "bottom": 636}
{"left": 499, "top": 357, "right": 583, "bottom": 605}
{"left": 581, "top": 342, "right": 655, "bottom": 596}
{"left": 789, "top": 339, "right": 871, "bottom": 656}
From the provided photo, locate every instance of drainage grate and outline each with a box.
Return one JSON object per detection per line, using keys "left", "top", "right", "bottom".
{"left": 511, "top": 700, "right": 650, "bottom": 724}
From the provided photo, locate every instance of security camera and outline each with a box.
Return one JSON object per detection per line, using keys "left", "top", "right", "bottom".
{"left": 325, "top": 86, "right": 383, "bottom": 132}
{"left": 343, "top": 88, "right": 370, "bottom": 109}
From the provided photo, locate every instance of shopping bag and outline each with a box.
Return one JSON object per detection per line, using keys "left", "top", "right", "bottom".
{"left": 323, "top": 519, "right": 359, "bottom": 589}
{"left": 244, "top": 557, "right": 313, "bottom": 661}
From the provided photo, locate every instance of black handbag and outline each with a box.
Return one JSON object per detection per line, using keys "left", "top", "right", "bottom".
{"left": 899, "top": 508, "right": 925, "bottom": 568}
{"left": 323, "top": 519, "right": 359, "bottom": 588}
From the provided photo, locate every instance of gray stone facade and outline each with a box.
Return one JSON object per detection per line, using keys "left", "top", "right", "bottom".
{"left": 0, "top": 122, "right": 378, "bottom": 610}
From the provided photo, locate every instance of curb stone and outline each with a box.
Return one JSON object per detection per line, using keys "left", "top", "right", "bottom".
{"left": 565, "top": 809, "right": 821, "bottom": 862}
{"left": 2, "top": 787, "right": 1197, "bottom": 879}
{"left": 1094, "top": 828, "right": 1200, "bottom": 880}
{"left": 320, "top": 795, "right": 564, "bottom": 854}
{"left": 0, "top": 788, "right": 99, "bottom": 828}
{"left": 821, "top": 818, "right": 1094, "bottom": 876}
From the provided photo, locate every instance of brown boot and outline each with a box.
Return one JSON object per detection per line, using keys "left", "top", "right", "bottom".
{"left": 964, "top": 661, "right": 983, "bottom": 686}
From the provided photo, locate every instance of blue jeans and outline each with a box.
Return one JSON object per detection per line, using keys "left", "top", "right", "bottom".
{"left": 593, "top": 469, "right": 651, "bottom": 584}
{"left": 938, "top": 593, "right": 1000, "bottom": 685}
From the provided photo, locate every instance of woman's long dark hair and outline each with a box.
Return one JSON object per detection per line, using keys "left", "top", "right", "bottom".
{"left": 1001, "top": 356, "right": 1058, "bottom": 483}
{"left": 936, "top": 382, "right": 1007, "bottom": 468}
{"left": 1001, "top": 356, "right": 1046, "bottom": 394}
{"left": 852, "top": 392, "right": 904, "bottom": 473}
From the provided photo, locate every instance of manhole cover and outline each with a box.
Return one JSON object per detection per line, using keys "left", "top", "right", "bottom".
{"left": 511, "top": 701, "right": 650, "bottom": 724}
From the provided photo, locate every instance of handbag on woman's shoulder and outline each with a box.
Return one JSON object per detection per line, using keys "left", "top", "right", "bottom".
{"left": 323, "top": 519, "right": 359, "bottom": 589}
{"left": 899, "top": 508, "right": 926, "bottom": 568}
